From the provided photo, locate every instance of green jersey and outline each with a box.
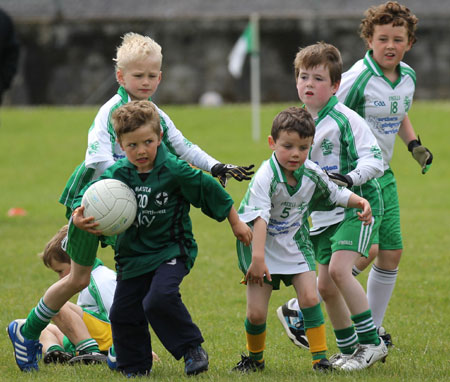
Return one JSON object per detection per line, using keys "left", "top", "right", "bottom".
{"left": 74, "top": 143, "right": 233, "bottom": 280}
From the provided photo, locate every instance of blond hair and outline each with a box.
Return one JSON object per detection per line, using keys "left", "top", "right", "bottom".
{"left": 113, "top": 32, "right": 163, "bottom": 71}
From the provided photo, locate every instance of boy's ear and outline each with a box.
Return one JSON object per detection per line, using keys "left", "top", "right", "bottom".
{"left": 116, "top": 70, "right": 124, "bottom": 85}
{"left": 268, "top": 135, "right": 276, "bottom": 150}
{"left": 332, "top": 80, "right": 341, "bottom": 95}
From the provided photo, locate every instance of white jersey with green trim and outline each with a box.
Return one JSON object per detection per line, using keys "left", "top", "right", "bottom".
{"left": 238, "top": 153, "right": 352, "bottom": 274}
{"left": 336, "top": 50, "right": 416, "bottom": 170}
{"left": 77, "top": 259, "right": 116, "bottom": 322}
{"left": 309, "top": 96, "right": 384, "bottom": 230}
{"left": 85, "top": 86, "right": 219, "bottom": 176}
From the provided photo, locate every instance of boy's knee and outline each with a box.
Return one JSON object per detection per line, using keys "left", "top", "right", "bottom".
{"left": 246, "top": 309, "right": 266, "bottom": 326}
{"left": 317, "top": 281, "right": 337, "bottom": 302}
{"left": 144, "top": 288, "right": 178, "bottom": 315}
{"left": 328, "top": 265, "right": 347, "bottom": 286}
{"left": 299, "top": 292, "right": 320, "bottom": 308}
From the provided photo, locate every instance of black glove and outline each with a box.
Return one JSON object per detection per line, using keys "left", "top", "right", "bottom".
{"left": 211, "top": 163, "right": 255, "bottom": 187}
{"left": 408, "top": 136, "right": 433, "bottom": 174}
{"left": 326, "top": 171, "right": 353, "bottom": 188}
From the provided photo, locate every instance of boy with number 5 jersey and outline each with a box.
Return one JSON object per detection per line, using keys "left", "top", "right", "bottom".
{"left": 72, "top": 100, "right": 252, "bottom": 377}
{"left": 232, "top": 106, "right": 373, "bottom": 373}
{"left": 336, "top": 2, "right": 433, "bottom": 344}
{"left": 279, "top": 42, "right": 387, "bottom": 371}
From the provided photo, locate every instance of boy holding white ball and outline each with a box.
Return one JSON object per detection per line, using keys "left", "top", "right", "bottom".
{"left": 71, "top": 100, "right": 252, "bottom": 377}
{"left": 7, "top": 32, "right": 253, "bottom": 374}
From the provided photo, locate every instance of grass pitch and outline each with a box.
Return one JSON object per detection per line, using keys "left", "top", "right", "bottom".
{"left": 0, "top": 101, "right": 449, "bottom": 381}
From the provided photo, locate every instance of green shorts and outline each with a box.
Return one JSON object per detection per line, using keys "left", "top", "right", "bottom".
{"left": 66, "top": 220, "right": 100, "bottom": 267}
{"left": 65, "top": 219, "right": 116, "bottom": 267}
{"left": 312, "top": 215, "right": 381, "bottom": 265}
{"left": 372, "top": 169, "right": 403, "bottom": 250}
{"left": 236, "top": 241, "right": 304, "bottom": 290}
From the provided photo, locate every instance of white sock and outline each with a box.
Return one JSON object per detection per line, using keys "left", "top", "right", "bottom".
{"left": 367, "top": 264, "right": 398, "bottom": 328}
{"left": 352, "top": 265, "right": 361, "bottom": 277}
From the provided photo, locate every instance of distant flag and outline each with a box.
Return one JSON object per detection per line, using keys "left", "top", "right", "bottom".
{"left": 228, "top": 23, "right": 253, "bottom": 79}
{"left": 228, "top": 14, "right": 261, "bottom": 141}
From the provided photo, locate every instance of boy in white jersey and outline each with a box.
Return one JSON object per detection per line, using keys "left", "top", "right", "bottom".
{"left": 279, "top": 42, "right": 388, "bottom": 371}
{"left": 7, "top": 32, "right": 253, "bottom": 373}
{"left": 336, "top": 2, "right": 433, "bottom": 345}
{"left": 233, "top": 106, "right": 373, "bottom": 373}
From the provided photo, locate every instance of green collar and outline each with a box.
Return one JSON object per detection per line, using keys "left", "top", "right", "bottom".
{"left": 121, "top": 141, "right": 169, "bottom": 173}
{"left": 363, "top": 50, "right": 406, "bottom": 87}
{"left": 315, "top": 95, "right": 339, "bottom": 126}
{"left": 269, "top": 152, "right": 305, "bottom": 195}
{"left": 92, "top": 257, "right": 104, "bottom": 270}
{"left": 117, "top": 86, "right": 153, "bottom": 102}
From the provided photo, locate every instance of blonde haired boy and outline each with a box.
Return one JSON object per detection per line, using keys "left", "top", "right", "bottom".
{"left": 7, "top": 32, "right": 252, "bottom": 373}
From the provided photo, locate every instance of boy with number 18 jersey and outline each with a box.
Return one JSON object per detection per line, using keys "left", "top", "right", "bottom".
{"left": 336, "top": 2, "right": 433, "bottom": 345}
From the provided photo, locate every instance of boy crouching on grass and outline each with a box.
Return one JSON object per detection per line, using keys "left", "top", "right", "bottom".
{"left": 233, "top": 107, "right": 373, "bottom": 372}
{"left": 72, "top": 100, "right": 252, "bottom": 377}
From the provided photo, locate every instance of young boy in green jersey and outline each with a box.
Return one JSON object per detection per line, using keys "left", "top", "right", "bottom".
{"left": 7, "top": 32, "right": 253, "bottom": 373}
{"left": 279, "top": 42, "right": 388, "bottom": 371}
{"left": 72, "top": 100, "right": 252, "bottom": 377}
{"left": 232, "top": 106, "right": 373, "bottom": 373}
{"left": 336, "top": 1, "right": 433, "bottom": 345}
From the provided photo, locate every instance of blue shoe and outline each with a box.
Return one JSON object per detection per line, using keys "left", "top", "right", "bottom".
{"left": 184, "top": 345, "right": 208, "bottom": 376}
{"left": 6, "top": 319, "right": 42, "bottom": 372}
{"left": 276, "top": 299, "right": 309, "bottom": 349}
{"left": 107, "top": 346, "right": 117, "bottom": 370}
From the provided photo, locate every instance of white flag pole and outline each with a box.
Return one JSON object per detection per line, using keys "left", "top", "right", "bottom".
{"left": 250, "top": 13, "right": 260, "bottom": 141}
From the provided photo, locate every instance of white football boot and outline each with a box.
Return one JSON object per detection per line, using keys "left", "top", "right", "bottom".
{"left": 341, "top": 339, "right": 388, "bottom": 371}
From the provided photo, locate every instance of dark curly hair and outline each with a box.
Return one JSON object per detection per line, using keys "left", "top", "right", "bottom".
{"left": 360, "top": 1, "right": 418, "bottom": 47}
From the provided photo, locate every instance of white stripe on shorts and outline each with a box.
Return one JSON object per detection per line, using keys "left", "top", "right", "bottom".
{"left": 358, "top": 217, "right": 374, "bottom": 254}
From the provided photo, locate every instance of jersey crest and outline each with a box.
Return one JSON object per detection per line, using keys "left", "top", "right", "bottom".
{"left": 320, "top": 138, "right": 333, "bottom": 156}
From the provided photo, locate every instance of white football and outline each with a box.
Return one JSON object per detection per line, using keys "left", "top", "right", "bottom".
{"left": 81, "top": 179, "right": 137, "bottom": 236}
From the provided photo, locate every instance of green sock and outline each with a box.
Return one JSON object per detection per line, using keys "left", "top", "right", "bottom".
{"left": 47, "top": 344, "right": 65, "bottom": 353}
{"left": 22, "top": 298, "right": 59, "bottom": 340}
{"left": 351, "top": 309, "right": 380, "bottom": 345}
{"left": 334, "top": 326, "right": 358, "bottom": 354}
{"left": 245, "top": 318, "right": 266, "bottom": 362}
{"left": 302, "top": 304, "right": 327, "bottom": 361}
{"left": 76, "top": 338, "right": 100, "bottom": 354}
